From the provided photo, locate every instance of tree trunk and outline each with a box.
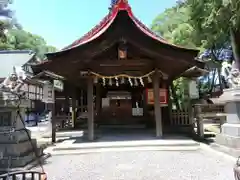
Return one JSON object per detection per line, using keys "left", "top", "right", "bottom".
{"left": 170, "top": 83, "right": 180, "bottom": 110}
{"left": 210, "top": 49, "right": 223, "bottom": 93}
{"left": 209, "top": 69, "right": 216, "bottom": 95}
{"left": 230, "top": 28, "right": 240, "bottom": 70}
{"left": 217, "top": 68, "right": 223, "bottom": 93}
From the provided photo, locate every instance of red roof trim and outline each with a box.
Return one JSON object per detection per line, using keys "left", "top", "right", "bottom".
{"left": 61, "top": 0, "right": 193, "bottom": 51}
{"left": 63, "top": 13, "right": 117, "bottom": 50}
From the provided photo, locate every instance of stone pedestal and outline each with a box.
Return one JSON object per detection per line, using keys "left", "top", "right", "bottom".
{"left": 0, "top": 92, "right": 38, "bottom": 170}
{"left": 216, "top": 88, "right": 240, "bottom": 150}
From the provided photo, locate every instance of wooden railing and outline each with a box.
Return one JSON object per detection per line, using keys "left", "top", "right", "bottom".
{"left": 171, "top": 108, "right": 191, "bottom": 126}
{"left": 55, "top": 110, "right": 89, "bottom": 130}
{"left": 54, "top": 104, "right": 226, "bottom": 137}
{"left": 170, "top": 104, "right": 226, "bottom": 136}
{"left": 0, "top": 170, "right": 46, "bottom": 180}
{"left": 193, "top": 104, "right": 226, "bottom": 137}
{"left": 55, "top": 114, "right": 72, "bottom": 130}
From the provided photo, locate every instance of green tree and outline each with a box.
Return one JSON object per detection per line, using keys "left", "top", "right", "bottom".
{"left": 0, "top": 0, "right": 22, "bottom": 40}
{"left": 151, "top": 4, "right": 202, "bottom": 109}
{"left": 151, "top": 5, "right": 198, "bottom": 49}
{"left": 186, "top": 0, "right": 240, "bottom": 63}
{"left": 0, "top": 1, "right": 57, "bottom": 59}
{"left": 1, "top": 29, "right": 58, "bottom": 59}
{"left": 185, "top": 0, "right": 240, "bottom": 93}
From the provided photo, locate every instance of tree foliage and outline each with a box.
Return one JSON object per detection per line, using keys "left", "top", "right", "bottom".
{"left": 151, "top": 0, "right": 240, "bottom": 106}
{"left": 186, "top": 0, "right": 240, "bottom": 67}
{"left": 0, "top": 29, "right": 58, "bottom": 59}
{"left": 151, "top": 5, "right": 198, "bottom": 49}
{"left": 186, "top": 0, "right": 239, "bottom": 49}
{"left": 186, "top": 0, "right": 240, "bottom": 91}
{"left": 0, "top": 0, "right": 16, "bottom": 42}
{"left": 151, "top": 4, "right": 201, "bottom": 108}
{"left": 0, "top": 0, "right": 57, "bottom": 59}
{"left": 8, "top": 29, "right": 57, "bottom": 59}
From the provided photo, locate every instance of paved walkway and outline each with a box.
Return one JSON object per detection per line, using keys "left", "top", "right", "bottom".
{"left": 34, "top": 149, "right": 234, "bottom": 180}
{"left": 27, "top": 125, "right": 235, "bottom": 179}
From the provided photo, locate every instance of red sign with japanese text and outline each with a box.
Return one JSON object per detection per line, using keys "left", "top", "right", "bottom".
{"left": 146, "top": 88, "right": 168, "bottom": 104}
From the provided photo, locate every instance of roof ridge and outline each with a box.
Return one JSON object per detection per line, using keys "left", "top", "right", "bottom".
{"left": 55, "top": 1, "right": 196, "bottom": 54}
{"left": 63, "top": 0, "right": 131, "bottom": 50}
{"left": 63, "top": 13, "right": 112, "bottom": 50}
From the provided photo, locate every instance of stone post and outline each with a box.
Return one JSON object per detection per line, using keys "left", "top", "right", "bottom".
{"left": 0, "top": 91, "right": 39, "bottom": 169}
{"left": 194, "top": 104, "right": 204, "bottom": 138}
{"left": 216, "top": 88, "right": 240, "bottom": 150}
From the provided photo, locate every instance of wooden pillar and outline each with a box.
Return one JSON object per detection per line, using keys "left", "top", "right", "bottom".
{"left": 96, "top": 84, "right": 101, "bottom": 115}
{"left": 79, "top": 89, "right": 83, "bottom": 113}
{"left": 81, "top": 89, "right": 86, "bottom": 112}
{"left": 142, "top": 89, "right": 148, "bottom": 116}
{"left": 153, "top": 69, "right": 163, "bottom": 137}
{"left": 51, "top": 84, "right": 56, "bottom": 143}
{"left": 64, "top": 95, "right": 70, "bottom": 114}
{"left": 87, "top": 76, "right": 94, "bottom": 140}
{"left": 167, "top": 86, "right": 172, "bottom": 125}
{"left": 71, "top": 91, "right": 77, "bottom": 128}
{"left": 51, "top": 102, "right": 56, "bottom": 143}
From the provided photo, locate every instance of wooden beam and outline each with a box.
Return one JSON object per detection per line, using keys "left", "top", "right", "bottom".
{"left": 91, "top": 59, "right": 153, "bottom": 65}
{"left": 127, "top": 39, "right": 197, "bottom": 66}
{"left": 70, "top": 39, "right": 119, "bottom": 64}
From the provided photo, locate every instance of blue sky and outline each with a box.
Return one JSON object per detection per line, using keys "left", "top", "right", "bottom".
{"left": 12, "top": 0, "right": 177, "bottom": 49}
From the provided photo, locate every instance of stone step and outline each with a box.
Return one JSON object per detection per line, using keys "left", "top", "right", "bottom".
{"left": 0, "top": 152, "right": 36, "bottom": 169}
{"left": 0, "top": 129, "right": 32, "bottom": 143}
{"left": 210, "top": 143, "right": 240, "bottom": 158}
{"left": 48, "top": 146, "right": 200, "bottom": 155}
{"left": 41, "top": 130, "right": 83, "bottom": 138}
{"left": 0, "top": 139, "right": 38, "bottom": 156}
{"left": 49, "top": 139, "right": 200, "bottom": 154}
{"left": 99, "top": 124, "right": 146, "bottom": 129}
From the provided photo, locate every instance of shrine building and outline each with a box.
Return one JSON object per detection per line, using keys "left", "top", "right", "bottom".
{"left": 32, "top": 0, "right": 205, "bottom": 141}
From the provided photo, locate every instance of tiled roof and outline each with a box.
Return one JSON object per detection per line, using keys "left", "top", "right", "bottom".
{"left": 0, "top": 50, "right": 36, "bottom": 77}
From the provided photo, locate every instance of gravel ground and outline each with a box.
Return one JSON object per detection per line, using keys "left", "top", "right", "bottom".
{"left": 33, "top": 149, "right": 235, "bottom": 180}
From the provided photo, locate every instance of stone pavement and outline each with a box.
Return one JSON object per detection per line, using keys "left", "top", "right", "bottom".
{"left": 33, "top": 149, "right": 235, "bottom": 180}
{"left": 26, "top": 126, "right": 236, "bottom": 179}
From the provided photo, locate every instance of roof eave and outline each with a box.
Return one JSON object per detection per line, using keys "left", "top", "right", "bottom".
{"left": 32, "top": 71, "right": 65, "bottom": 81}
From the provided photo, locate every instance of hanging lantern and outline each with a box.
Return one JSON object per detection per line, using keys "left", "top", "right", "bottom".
{"left": 134, "top": 78, "right": 138, "bottom": 86}
{"left": 115, "top": 77, "right": 119, "bottom": 86}
{"left": 118, "top": 39, "right": 127, "bottom": 59}
{"left": 120, "top": 77, "right": 125, "bottom": 84}
{"left": 94, "top": 77, "right": 98, "bottom": 84}
{"left": 102, "top": 78, "right": 106, "bottom": 86}
{"left": 148, "top": 76, "right": 152, "bottom": 83}
{"left": 128, "top": 78, "right": 133, "bottom": 86}
{"left": 140, "top": 77, "right": 144, "bottom": 86}
{"left": 41, "top": 172, "right": 47, "bottom": 180}
{"left": 109, "top": 78, "right": 113, "bottom": 86}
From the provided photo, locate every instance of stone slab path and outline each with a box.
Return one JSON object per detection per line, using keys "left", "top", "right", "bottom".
{"left": 34, "top": 149, "right": 235, "bottom": 180}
